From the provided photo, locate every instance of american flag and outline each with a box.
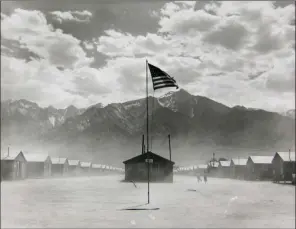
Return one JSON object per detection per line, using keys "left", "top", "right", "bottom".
{"left": 148, "top": 63, "right": 179, "bottom": 90}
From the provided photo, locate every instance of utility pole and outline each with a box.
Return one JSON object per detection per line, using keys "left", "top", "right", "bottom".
{"left": 142, "top": 135, "right": 144, "bottom": 155}
{"left": 146, "top": 59, "right": 150, "bottom": 204}
{"left": 168, "top": 134, "right": 172, "bottom": 161}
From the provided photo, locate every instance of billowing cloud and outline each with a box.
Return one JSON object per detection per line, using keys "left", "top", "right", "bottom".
{"left": 97, "top": 30, "right": 171, "bottom": 57}
{"left": 1, "top": 8, "right": 110, "bottom": 108}
{"left": 266, "top": 53, "right": 295, "bottom": 93}
{"left": 1, "top": 2, "right": 295, "bottom": 113}
{"left": 50, "top": 10, "right": 93, "bottom": 23}
{"left": 1, "top": 12, "right": 7, "bottom": 19}
{"left": 203, "top": 19, "right": 249, "bottom": 50}
{"left": 1, "top": 8, "right": 93, "bottom": 68}
{"left": 94, "top": 1, "right": 294, "bottom": 112}
{"left": 1, "top": 55, "right": 114, "bottom": 108}
{"left": 159, "top": 8, "right": 220, "bottom": 34}
{"left": 83, "top": 40, "right": 95, "bottom": 50}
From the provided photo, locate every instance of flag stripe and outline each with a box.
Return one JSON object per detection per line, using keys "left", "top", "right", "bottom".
{"left": 153, "top": 79, "right": 176, "bottom": 84}
{"left": 154, "top": 84, "right": 178, "bottom": 90}
{"left": 152, "top": 76, "right": 170, "bottom": 80}
{"left": 153, "top": 81, "right": 178, "bottom": 87}
{"left": 153, "top": 82, "right": 178, "bottom": 87}
{"left": 151, "top": 74, "right": 173, "bottom": 79}
{"left": 152, "top": 77, "right": 176, "bottom": 83}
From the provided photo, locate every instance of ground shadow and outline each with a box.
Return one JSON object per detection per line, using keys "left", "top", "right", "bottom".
{"left": 273, "top": 181, "right": 295, "bottom": 186}
{"left": 119, "top": 203, "right": 160, "bottom": 211}
{"left": 120, "top": 207, "right": 160, "bottom": 211}
{"left": 120, "top": 179, "right": 173, "bottom": 184}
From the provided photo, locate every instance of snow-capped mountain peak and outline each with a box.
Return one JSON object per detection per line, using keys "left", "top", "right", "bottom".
{"left": 157, "top": 89, "right": 193, "bottom": 113}
{"left": 1, "top": 99, "right": 87, "bottom": 135}
{"left": 159, "top": 91, "right": 175, "bottom": 99}
{"left": 281, "top": 109, "right": 295, "bottom": 119}
{"left": 48, "top": 116, "right": 56, "bottom": 127}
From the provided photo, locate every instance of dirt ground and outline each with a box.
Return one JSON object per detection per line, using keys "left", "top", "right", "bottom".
{"left": 1, "top": 175, "right": 295, "bottom": 228}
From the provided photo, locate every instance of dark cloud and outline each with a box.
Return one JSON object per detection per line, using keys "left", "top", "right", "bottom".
{"left": 266, "top": 77, "right": 295, "bottom": 93}
{"left": 248, "top": 70, "right": 268, "bottom": 80}
{"left": 252, "top": 25, "right": 283, "bottom": 54}
{"left": 1, "top": 38, "right": 42, "bottom": 62}
{"left": 203, "top": 21, "right": 249, "bottom": 50}
{"left": 208, "top": 72, "right": 224, "bottom": 77}
{"left": 89, "top": 52, "right": 108, "bottom": 68}
{"left": 73, "top": 76, "right": 110, "bottom": 96}
{"left": 273, "top": 0, "right": 295, "bottom": 8}
{"left": 194, "top": 1, "right": 221, "bottom": 15}
{"left": 117, "top": 66, "right": 145, "bottom": 94}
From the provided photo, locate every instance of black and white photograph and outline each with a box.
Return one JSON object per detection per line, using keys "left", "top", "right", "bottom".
{"left": 1, "top": 0, "right": 295, "bottom": 228}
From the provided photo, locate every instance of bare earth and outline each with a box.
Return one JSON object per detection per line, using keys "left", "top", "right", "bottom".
{"left": 1, "top": 175, "right": 295, "bottom": 228}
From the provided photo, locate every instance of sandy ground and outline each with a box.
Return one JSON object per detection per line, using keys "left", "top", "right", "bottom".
{"left": 1, "top": 175, "right": 295, "bottom": 228}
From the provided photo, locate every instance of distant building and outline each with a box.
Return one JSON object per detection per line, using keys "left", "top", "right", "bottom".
{"left": 104, "top": 165, "right": 112, "bottom": 174}
{"left": 109, "top": 166, "right": 115, "bottom": 173}
{"left": 218, "top": 160, "right": 231, "bottom": 178}
{"left": 123, "top": 151, "right": 175, "bottom": 183}
{"left": 196, "top": 164, "right": 208, "bottom": 175}
{"left": 25, "top": 154, "right": 52, "bottom": 178}
{"left": 186, "top": 165, "right": 195, "bottom": 176}
{"left": 1, "top": 151, "right": 27, "bottom": 181}
{"left": 230, "top": 158, "right": 248, "bottom": 179}
{"left": 68, "top": 160, "right": 81, "bottom": 176}
{"left": 246, "top": 156, "right": 273, "bottom": 180}
{"left": 80, "top": 162, "right": 92, "bottom": 175}
{"left": 207, "top": 161, "right": 219, "bottom": 177}
{"left": 182, "top": 167, "right": 189, "bottom": 175}
{"left": 272, "top": 151, "right": 295, "bottom": 183}
{"left": 191, "top": 166, "right": 196, "bottom": 175}
{"left": 91, "top": 164, "right": 102, "bottom": 175}
{"left": 51, "top": 157, "right": 69, "bottom": 176}
{"left": 100, "top": 165, "right": 106, "bottom": 172}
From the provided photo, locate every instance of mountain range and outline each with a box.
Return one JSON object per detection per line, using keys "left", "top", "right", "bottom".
{"left": 1, "top": 89, "right": 295, "bottom": 166}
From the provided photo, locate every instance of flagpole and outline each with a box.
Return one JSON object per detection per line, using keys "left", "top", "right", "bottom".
{"left": 146, "top": 59, "right": 149, "bottom": 153}
{"left": 146, "top": 59, "right": 150, "bottom": 204}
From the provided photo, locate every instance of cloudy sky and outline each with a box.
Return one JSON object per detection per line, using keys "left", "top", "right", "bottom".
{"left": 1, "top": 1, "right": 295, "bottom": 112}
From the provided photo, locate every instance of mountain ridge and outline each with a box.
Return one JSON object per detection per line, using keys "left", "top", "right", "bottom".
{"left": 1, "top": 89, "right": 294, "bottom": 166}
{"left": 1, "top": 89, "right": 293, "bottom": 117}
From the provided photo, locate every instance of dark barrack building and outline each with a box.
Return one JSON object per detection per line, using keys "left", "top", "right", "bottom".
{"left": 68, "top": 160, "right": 81, "bottom": 176}
{"left": 1, "top": 151, "right": 27, "bottom": 181}
{"left": 196, "top": 164, "right": 208, "bottom": 175}
{"left": 25, "top": 154, "right": 52, "bottom": 178}
{"left": 91, "top": 164, "right": 102, "bottom": 175}
{"left": 207, "top": 161, "right": 219, "bottom": 177}
{"left": 246, "top": 156, "right": 274, "bottom": 180}
{"left": 51, "top": 157, "right": 69, "bottom": 176}
{"left": 272, "top": 151, "right": 295, "bottom": 183}
{"left": 80, "top": 162, "right": 92, "bottom": 175}
{"left": 230, "top": 158, "right": 248, "bottom": 179}
{"left": 218, "top": 160, "right": 231, "bottom": 178}
{"left": 123, "top": 151, "right": 175, "bottom": 183}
